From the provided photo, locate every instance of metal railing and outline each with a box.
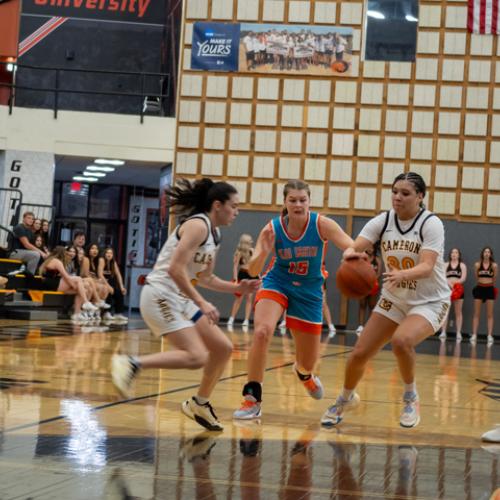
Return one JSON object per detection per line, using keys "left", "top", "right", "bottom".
{"left": 0, "top": 188, "right": 22, "bottom": 247}
{"left": 0, "top": 224, "right": 15, "bottom": 257}
{"left": 0, "top": 62, "right": 170, "bottom": 123}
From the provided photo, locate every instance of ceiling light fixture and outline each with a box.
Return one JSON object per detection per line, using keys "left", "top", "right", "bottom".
{"left": 94, "top": 159, "right": 125, "bottom": 166}
{"left": 86, "top": 165, "right": 115, "bottom": 172}
{"left": 83, "top": 171, "right": 106, "bottom": 177}
{"left": 73, "top": 175, "right": 98, "bottom": 182}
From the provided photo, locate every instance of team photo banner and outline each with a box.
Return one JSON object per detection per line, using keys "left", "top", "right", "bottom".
{"left": 22, "top": 0, "right": 165, "bottom": 25}
{"left": 191, "top": 22, "right": 353, "bottom": 75}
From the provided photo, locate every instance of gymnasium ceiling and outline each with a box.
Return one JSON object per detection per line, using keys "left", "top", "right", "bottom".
{"left": 54, "top": 155, "right": 166, "bottom": 190}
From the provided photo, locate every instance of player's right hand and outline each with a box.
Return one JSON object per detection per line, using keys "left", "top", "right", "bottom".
{"left": 260, "top": 225, "right": 275, "bottom": 253}
{"left": 200, "top": 300, "right": 220, "bottom": 324}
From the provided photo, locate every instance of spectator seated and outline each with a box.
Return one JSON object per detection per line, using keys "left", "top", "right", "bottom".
{"left": 9, "top": 211, "right": 47, "bottom": 276}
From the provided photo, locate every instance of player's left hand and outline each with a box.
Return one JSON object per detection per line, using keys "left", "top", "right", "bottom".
{"left": 383, "top": 266, "right": 405, "bottom": 290}
{"left": 342, "top": 247, "right": 368, "bottom": 261}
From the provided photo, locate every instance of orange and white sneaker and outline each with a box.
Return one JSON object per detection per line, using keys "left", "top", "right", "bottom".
{"left": 400, "top": 392, "right": 420, "bottom": 428}
{"left": 233, "top": 395, "right": 262, "bottom": 420}
{"left": 294, "top": 364, "right": 324, "bottom": 400}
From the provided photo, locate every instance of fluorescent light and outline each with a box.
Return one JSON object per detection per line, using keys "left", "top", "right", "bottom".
{"left": 367, "top": 10, "right": 385, "bottom": 19}
{"left": 94, "top": 159, "right": 125, "bottom": 166}
{"left": 73, "top": 175, "right": 98, "bottom": 182}
{"left": 83, "top": 171, "right": 106, "bottom": 177}
{"left": 86, "top": 165, "right": 115, "bottom": 172}
{"left": 405, "top": 14, "right": 418, "bottom": 22}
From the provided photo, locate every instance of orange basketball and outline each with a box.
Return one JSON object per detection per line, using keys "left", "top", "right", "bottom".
{"left": 336, "top": 258, "right": 377, "bottom": 299}
{"left": 331, "top": 60, "right": 349, "bottom": 73}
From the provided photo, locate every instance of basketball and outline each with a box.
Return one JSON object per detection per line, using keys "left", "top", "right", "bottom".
{"left": 331, "top": 60, "right": 349, "bottom": 73}
{"left": 336, "top": 258, "right": 377, "bottom": 299}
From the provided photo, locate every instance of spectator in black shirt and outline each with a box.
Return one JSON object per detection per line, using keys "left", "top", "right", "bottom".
{"left": 10, "top": 211, "right": 48, "bottom": 274}
{"left": 72, "top": 231, "right": 86, "bottom": 252}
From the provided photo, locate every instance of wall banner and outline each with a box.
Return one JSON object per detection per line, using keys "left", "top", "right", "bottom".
{"left": 191, "top": 22, "right": 240, "bottom": 71}
{"left": 22, "top": 0, "right": 165, "bottom": 25}
{"left": 191, "top": 22, "right": 353, "bottom": 76}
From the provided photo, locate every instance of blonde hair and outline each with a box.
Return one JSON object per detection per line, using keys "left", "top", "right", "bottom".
{"left": 39, "top": 246, "right": 67, "bottom": 275}
{"left": 235, "top": 233, "right": 253, "bottom": 266}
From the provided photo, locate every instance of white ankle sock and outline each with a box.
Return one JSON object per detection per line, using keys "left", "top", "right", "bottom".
{"left": 341, "top": 388, "right": 354, "bottom": 400}
{"left": 194, "top": 395, "right": 209, "bottom": 405}
{"left": 404, "top": 382, "right": 416, "bottom": 394}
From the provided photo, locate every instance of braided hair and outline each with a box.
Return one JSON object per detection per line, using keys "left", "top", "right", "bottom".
{"left": 392, "top": 172, "right": 426, "bottom": 208}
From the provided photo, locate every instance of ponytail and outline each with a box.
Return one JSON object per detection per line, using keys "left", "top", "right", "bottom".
{"left": 166, "top": 178, "right": 237, "bottom": 219}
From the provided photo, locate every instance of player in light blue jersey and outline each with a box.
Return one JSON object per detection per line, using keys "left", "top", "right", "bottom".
{"left": 234, "top": 179, "right": 354, "bottom": 420}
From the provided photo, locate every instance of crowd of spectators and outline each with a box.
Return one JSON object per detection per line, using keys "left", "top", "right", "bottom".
{"left": 3, "top": 211, "right": 127, "bottom": 324}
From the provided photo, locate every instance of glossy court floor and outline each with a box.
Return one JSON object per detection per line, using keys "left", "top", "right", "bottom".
{"left": 0, "top": 318, "right": 498, "bottom": 499}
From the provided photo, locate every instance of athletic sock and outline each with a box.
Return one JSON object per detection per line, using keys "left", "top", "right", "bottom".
{"left": 129, "top": 357, "right": 141, "bottom": 373}
{"left": 242, "top": 381, "right": 262, "bottom": 402}
{"left": 193, "top": 395, "right": 209, "bottom": 405}
{"left": 295, "top": 366, "right": 312, "bottom": 381}
{"left": 341, "top": 388, "right": 354, "bottom": 401}
{"left": 404, "top": 382, "right": 417, "bottom": 395}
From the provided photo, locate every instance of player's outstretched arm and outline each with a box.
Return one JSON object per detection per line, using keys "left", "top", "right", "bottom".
{"left": 198, "top": 260, "right": 261, "bottom": 294}
{"left": 319, "top": 216, "right": 353, "bottom": 250}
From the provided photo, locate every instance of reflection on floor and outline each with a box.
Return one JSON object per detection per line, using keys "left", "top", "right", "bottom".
{"left": 0, "top": 319, "right": 498, "bottom": 499}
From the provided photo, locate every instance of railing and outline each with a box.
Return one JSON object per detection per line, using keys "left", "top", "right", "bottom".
{"left": 0, "top": 188, "right": 22, "bottom": 247}
{"left": 0, "top": 62, "right": 170, "bottom": 123}
{"left": 0, "top": 224, "right": 15, "bottom": 258}
{"left": 18, "top": 203, "right": 55, "bottom": 227}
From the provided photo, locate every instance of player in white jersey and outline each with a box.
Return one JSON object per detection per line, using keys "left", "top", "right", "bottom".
{"left": 321, "top": 172, "right": 450, "bottom": 429}
{"left": 111, "top": 178, "right": 260, "bottom": 431}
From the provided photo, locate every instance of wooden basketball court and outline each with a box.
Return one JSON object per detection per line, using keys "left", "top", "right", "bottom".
{"left": 0, "top": 318, "right": 498, "bottom": 499}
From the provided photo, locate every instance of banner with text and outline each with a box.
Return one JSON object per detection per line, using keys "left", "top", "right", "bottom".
{"left": 191, "top": 22, "right": 240, "bottom": 71}
{"left": 191, "top": 22, "right": 353, "bottom": 75}
{"left": 22, "top": 0, "right": 164, "bottom": 25}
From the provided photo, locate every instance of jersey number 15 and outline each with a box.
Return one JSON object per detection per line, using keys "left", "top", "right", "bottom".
{"left": 288, "top": 261, "right": 309, "bottom": 276}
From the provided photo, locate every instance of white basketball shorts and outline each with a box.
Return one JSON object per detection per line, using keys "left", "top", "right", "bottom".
{"left": 373, "top": 292, "right": 450, "bottom": 332}
{"left": 139, "top": 283, "right": 202, "bottom": 336}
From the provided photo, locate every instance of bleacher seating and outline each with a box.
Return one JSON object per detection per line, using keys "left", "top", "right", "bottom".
{"left": 0, "top": 202, "right": 72, "bottom": 321}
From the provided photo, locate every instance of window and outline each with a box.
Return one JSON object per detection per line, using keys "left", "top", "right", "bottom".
{"left": 60, "top": 182, "right": 89, "bottom": 218}
{"left": 89, "top": 185, "right": 121, "bottom": 219}
{"left": 364, "top": 0, "right": 419, "bottom": 62}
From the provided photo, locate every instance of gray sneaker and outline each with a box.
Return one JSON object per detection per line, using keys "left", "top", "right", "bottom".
{"left": 181, "top": 397, "right": 224, "bottom": 432}
{"left": 321, "top": 393, "right": 360, "bottom": 427}
{"left": 399, "top": 392, "right": 420, "bottom": 428}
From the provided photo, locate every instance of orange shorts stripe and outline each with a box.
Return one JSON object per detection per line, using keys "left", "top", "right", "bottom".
{"left": 255, "top": 289, "right": 288, "bottom": 309}
{"left": 287, "top": 316, "right": 322, "bottom": 335}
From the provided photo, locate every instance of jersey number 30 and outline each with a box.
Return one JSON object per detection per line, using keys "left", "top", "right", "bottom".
{"left": 288, "top": 261, "right": 309, "bottom": 276}
{"left": 386, "top": 256, "right": 415, "bottom": 270}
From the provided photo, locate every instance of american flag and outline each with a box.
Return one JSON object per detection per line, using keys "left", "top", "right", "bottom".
{"left": 468, "top": 0, "right": 499, "bottom": 34}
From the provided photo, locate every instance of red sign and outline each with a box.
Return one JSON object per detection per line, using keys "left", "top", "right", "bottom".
{"left": 23, "top": 0, "right": 165, "bottom": 25}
